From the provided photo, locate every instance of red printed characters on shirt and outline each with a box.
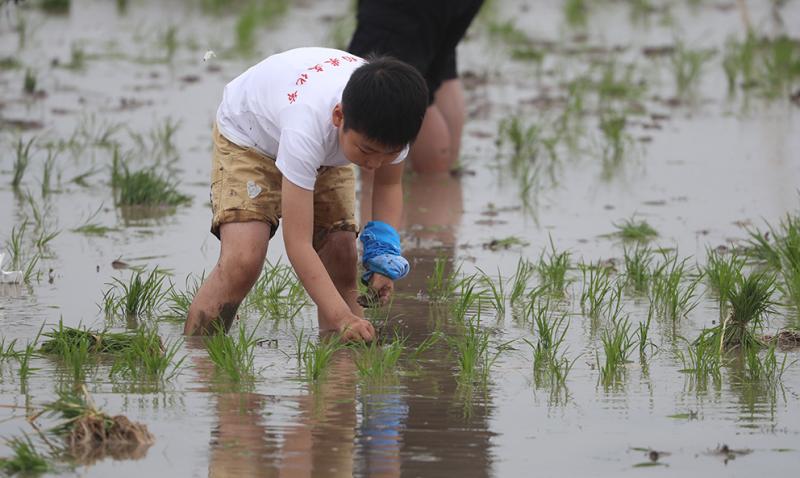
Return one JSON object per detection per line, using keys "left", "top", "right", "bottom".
{"left": 307, "top": 64, "right": 324, "bottom": 73}
{"left": 296, "top": 73, "right": 308, "bottom": 86}
{"left": 287, "top": 91, "right": 298, "bottom": 104}
{"left": 325, "top": 57, "right": 340, "bottom": 67}
{"left": 341, "top": 55, "right": 359, "bottom": 63}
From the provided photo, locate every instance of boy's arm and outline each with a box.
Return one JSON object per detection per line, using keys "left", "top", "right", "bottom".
{"left": 281, "top": 177, "right": 374, "bottom": 341}
{"left": 371, "top": 161, "right": 404, "bottom": 229}
{"left": 366, "top": 162, "right": 405, "bottom": 303}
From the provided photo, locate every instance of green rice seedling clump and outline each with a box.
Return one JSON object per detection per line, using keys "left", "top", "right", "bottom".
{"left": 447, "top": 315, "right": 498, "bottom": 388}
{"left": 671, "top": 42, "right": 713, "bottom": 98}
{"left": 0, "top": 337, "right": 20, "bottom": 361}
{"left": 110, "top": 327, "right": 184, "bottom": 381}
{"left": 479, "top": 268, "right": 505, "bottom": 318}
{"left": 648, "top": 253, "right": 701, "bottom": 322}
{"left": 623, "top": 244, "right": 653, "bottom": 293}
{"left": 102, "top": 268, "right": 170, "bottom": 318}
{"left": 537, "top": 239, "right": 571, "bottom": 296}
{"left": 165, "top": 272, "right": 205, "bottom": 319}
{"left": 677, "top": 332, "right": 722, "bottom": 389}
{"left": 205, "top": 321, "right": 260, "bottom": 383}
{"left": 23, "top": 68, "right": 36, "bottom": 94}
{"left": 723, "top": 34, "right": 800, "bottom": 98}
{"left": 353, "top": 333, "right": 405, "bottom": 380}
{"left": 597, "top": 316, "right": 635, "bottom": 387}
{"left": 0, "top": 435, "right": 52, "bottom": 475}
{"left": 11, "top": 137, "right": 34, "bottom": 188}
{"left": 614, "top": 217, "right": 658, "bottom": 242}
{"left": 579, "top": 262, "right": 613, "bottom": 318}
{"left": 704, "top": 248, "right": 744, "bottom": 314}
{"left": 244, "top": 262, "right": 307, "bottom": 320}
{"left": 744, "top": 212, "right": 800, "bottom": 308}
{"left": 509, "top": 258, "right": 535, "bottom": 306}
{"left": 427, "top": 256, "right": 463, "bottom": 301}
{"left": 296, "top": 331, "right": 344, "bottom": 382}
{"left": 706, "top": 272, "right": 776, "bottom": 351}
{"left": 450, "top": 274, "right": 483, "bottom": 323}
{"left": 111, "top": 150, "right": 190, "bottom": 207}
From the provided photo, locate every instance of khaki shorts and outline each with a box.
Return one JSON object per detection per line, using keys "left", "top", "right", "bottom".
{"left": 210, "top": 124, "right": 357, "bottom": 250}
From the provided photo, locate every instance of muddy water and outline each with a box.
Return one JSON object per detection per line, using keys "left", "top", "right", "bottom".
{"left": 1, "top": 0, "right": 800, "bottom": 476}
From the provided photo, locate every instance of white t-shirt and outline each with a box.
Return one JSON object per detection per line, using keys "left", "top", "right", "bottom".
{"left": 216, "top": 47, "right": 408, "bottom": 191}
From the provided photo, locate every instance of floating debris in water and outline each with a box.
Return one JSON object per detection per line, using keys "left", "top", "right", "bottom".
{"left": 202, "top": 50, "right": 216, "bottom": 62}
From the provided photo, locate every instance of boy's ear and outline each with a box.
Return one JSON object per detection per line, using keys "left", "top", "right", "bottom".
{"left": 332, "top": 103, "right": 344, "bottom": 128}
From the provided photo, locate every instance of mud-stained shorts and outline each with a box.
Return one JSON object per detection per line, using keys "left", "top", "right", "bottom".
{"left": 209, "top": 124, "right": 357, "bottom": 250}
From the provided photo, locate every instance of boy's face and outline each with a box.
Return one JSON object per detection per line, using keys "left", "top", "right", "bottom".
{"left": 332, "top": 104, "right": 405, "bottom": 171}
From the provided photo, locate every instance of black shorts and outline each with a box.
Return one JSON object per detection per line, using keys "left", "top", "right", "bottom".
{"left": 348, "top": 0, "right": 484, "bottom": 103}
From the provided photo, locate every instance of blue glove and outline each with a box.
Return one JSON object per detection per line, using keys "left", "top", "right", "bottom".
{"left": 360, "top": 221, "right": 410, "bottom": 283}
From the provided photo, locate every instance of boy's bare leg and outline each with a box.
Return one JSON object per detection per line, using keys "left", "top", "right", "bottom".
{"left": 408, "top": 78, "right": 466, "bottom": 174}
{"left": 184, "top": 222, "right": 271, "bottom": 335}
{"left": 316, "top": 230, "right": 363, "bottom": 329}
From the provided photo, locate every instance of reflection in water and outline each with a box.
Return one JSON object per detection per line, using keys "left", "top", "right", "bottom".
{"left": 195, "top": 172, "right": 494, "bottom": 477}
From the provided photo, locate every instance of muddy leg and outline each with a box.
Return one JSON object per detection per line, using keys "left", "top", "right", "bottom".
{"left": 184, "top": 222, "right": 270, "bottom": 335}
{"left": 316, "top": 230, "right": 362, "bottom": 328}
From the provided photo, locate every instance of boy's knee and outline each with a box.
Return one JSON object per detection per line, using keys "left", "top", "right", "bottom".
{"left": 220, "top": 252, "right": 264, "bottom": 293}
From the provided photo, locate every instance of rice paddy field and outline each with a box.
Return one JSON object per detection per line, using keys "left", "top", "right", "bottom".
{"left": 1, "top": 0, "right": 800, "bottom": 476}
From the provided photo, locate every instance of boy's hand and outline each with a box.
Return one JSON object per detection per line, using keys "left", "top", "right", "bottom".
{"left": 336, "top": 314, "right": 376, "bottom": 342}
{"left": 368, "top": 273, "right": 394, "bottom": 306}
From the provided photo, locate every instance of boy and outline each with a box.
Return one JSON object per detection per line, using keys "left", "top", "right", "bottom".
{"left": 183, "top": 48, "right": 429, "bottom": 341}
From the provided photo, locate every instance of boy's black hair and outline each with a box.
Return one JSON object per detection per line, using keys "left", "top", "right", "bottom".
{"left": 341, "top": 56, "right": 428, "bottom": 148}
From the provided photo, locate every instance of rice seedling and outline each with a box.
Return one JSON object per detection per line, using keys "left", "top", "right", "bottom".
{"left": 563, "top": 0, "right": 588, "bottom": 28}
{"left": 205, "top": 320, "right": 260, "bottom": 382}
{"left": 234, "top": 0, "right": 290, "bottom": 54}
{"left": 478, "top": 267, "right": 505, "bottom": 318}
{"left": 677, "top": 332, "right": 722, "bottom": 389}
{"left": 18, "top": 324, "right": 44, "bottom": 390}
{"left": 744, "top": 213, "right": 800, "bottom": 307}
{"left": 40, "top": 322, "right": 137, "bottom": 355}
{"left": 162, "top": 25, "right": 178, "bottom": 62}
{"left": 165, "top": 272, "right": 205, "bottom": 319}
{"left": 296, "top": 331, "right": 344, "bottom": 382}
{"left": 22, "top": 253, "right": 41, "bottom": 284}
{"left": 614, "top": 217, "right": 658, "bottom": 242}
{"left": 6, "top": 219, "right": 28, "bottom": 268}
{"left": 451, "top": 274, "right": 483, "bottom": 323}
{"left": 524, "top": 310, "right": 576, "bottom": 401}
{"left": 648, "top": 252, "right": 701, "bottom": 322}
{"left": 40, "top": 147, "right": 58, "bottom": 196}
{"left": 579, "top": 262, "right": 613, "bottom": 318}
{"left": 596, "top": 62, "right": 646, "bottom": 105}
{"left": 406, "top": 332, "right": 442, "bottom": 362}
{"left": 705, "top": 272, "right": 776, "bottom": 351}
{"left": 110, "top": 327, "right": 184, "bottom": 382}
{"left": 427, "top": 256, "right": 463, "bottom": 301}
{"left": 111, "top": 148, "right": 190, "bottom": 207}
{"left": 637, "top": 313, "right": 654, "bottom": 359}
{"left": 72, "top": 205, "right": 116, "bottom": 236}
{"left": 23, "top": 68, "right": 36, "bottom": 93}
{"left": 102, "top": 268, "right": 170, "bottom": 318}
{"left": 352, "top": 333, "right": 405, "bottom": 380}
{"left": 40, "top": 0, "right": 70, "bottom": 14}
{"left": 623, "top": 244, "right": 653, "bottom": 293}
{"left": 0, "top": 435, "right": 52, "bottom": 475}
{"left": 537, "top": 238, "right": 571, "bottom": 296}
{"left": 509, "top": 258, "right": 535, "bottom": 305}
{"left": 742, "top": 340, "right": 796, "bottom": 387}
{"left": 40, "top": 386, "right": 155, "bottom": 460}
{"left": 447, "top": 315, "right": 497, "bottom": 387}
{"left": 244, "top": 262, "right": 307, "bottom": 320}
{"left": 704, "top": 248, "right": 744, "bottom": 314}
{"left": 599, "top": 111, "right": 631, "bottom": 175}
{"left": 671, "top": 41, "right": 713, "bottom": 98}
{"left": 722, "top": 34, "right": 800, "bottom": 98}
{"left": 11, "top": 137, "right": 34, "bottom": 188}
{"left": 597, "top": 316, "right": 635, "bottom": 387}
{"left": 0, "top": 337, "right": 20, "bottom": 361}
{"left": 65, "top": 42, "right": 85, "bottom": 70}
{"left": 497, "top": 115, "right": 539, "bottom": 173}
